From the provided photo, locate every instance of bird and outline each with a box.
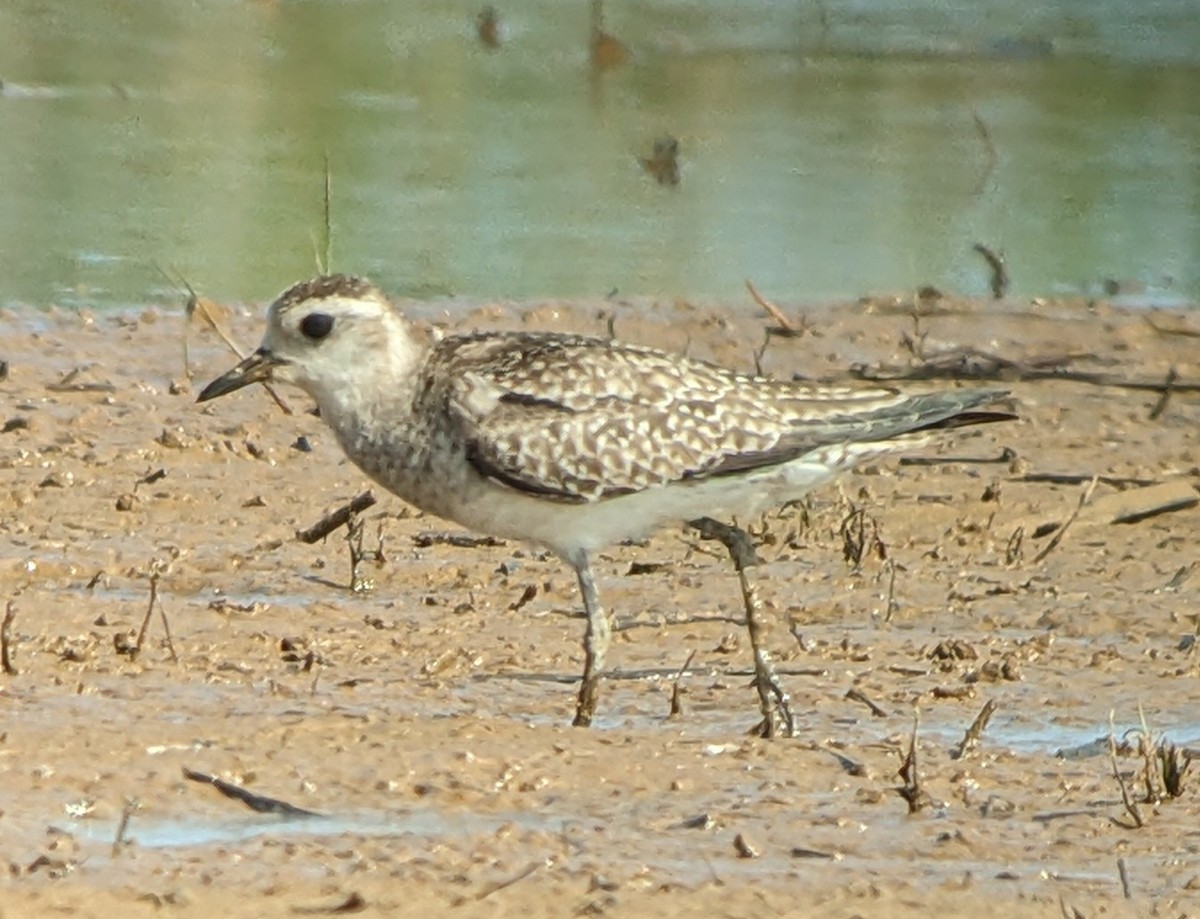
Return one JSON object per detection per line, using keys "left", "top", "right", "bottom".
{"left": 198, "top": 275, "right": 1014, "bottom": 730}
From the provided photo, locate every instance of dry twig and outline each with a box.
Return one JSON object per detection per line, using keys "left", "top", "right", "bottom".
{"left": 1148, "top": 366, "right": 1177, "bottom": 420}
{"left": 669, "top": 649, "right": 697, "bottom": 718}
{"left": 951, "top": 698, "right": 998, "bottom": 759}
{"left": 845, "top": 687, "right": 888, "bottom": 717}
{"left": 160, "top": 266, "right": 292, "bottom": 412}
{"left": 733, "top": 833, "right": 760, "bottom": 858}
{"left": 297, "top": 491, "right": 378, "bottom": 544}
{"left": 746, "top": 279, "right": 809, "bottom": 337}
{"left": 1109, "top": 716, "right": 1144, "bottom": 829}
{"left": 896, "top": 710, "right": 932, "bottom": 813}
{"left": 882, "top": 558, "right": 899, "bottom": 622}
{"left": 183, "top": 766, "right": 322, "bottom": 817}
{"left": 850, "top": 345, "right": 1200, "bottom": 396}
{"left": 840, "top": 507, "right": 886, "bottom": 568}
{"left": 292, "top": 892, "right": 367, "bottom": 915}
{"left": 470, "top": 859, "right": 548, "bottom": 903}
{"left": 1158, "top": 741, "right": 1192, "bottom": 798}
{"left": 899, "top": 447, "right": 1015, "bottom": 467}
{"left": 1018, "top": 472, "right": 1154, "bottom": 488}
{"left": 112, "top": 798, "right": 139, "bottom": 856}
{"left": 134, "top": 574, "right": 159, "bottom": 657}
{"left": 1117, "top": 857, "right": 1133, "bottom": 899}
{"left": 1032, "top": 475, "right": 1098, "bottom": 563}
{"left": 1, "top": 600, "right": 17, "bottom": 675}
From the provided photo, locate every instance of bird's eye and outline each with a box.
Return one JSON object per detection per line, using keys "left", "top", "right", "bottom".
{"left": 299, "top": 312, "right": 334, "bottom": 340}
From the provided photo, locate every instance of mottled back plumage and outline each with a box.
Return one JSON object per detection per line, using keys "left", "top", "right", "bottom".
{"left": 427, "top": 331, "right": 1005, "bottom": 504}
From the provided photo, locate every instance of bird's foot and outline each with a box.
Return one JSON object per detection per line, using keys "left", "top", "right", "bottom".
{"left": 750, "top": 669, "right": 796, "bottom": 739}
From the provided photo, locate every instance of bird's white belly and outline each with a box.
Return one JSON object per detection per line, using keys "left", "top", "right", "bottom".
{"left": 443, "top": 450, "right": 860, "bottom": 558}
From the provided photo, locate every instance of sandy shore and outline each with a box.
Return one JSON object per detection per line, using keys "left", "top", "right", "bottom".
{"left": 2, "top": 290, "right": 1199, "bottom": 917}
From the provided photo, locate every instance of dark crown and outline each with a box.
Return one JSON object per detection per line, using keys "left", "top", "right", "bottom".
{"left": 274, "top": 274, "right": 378, "bottom": 312}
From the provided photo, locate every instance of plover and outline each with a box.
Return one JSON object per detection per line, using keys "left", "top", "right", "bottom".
{"left": 198, "top": 275, "right": 1013, "bottom": 729}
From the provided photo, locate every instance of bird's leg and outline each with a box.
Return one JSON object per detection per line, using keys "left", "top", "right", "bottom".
{"left": 689, "top": 517, "right": 795, "bottom": 739}
{"left": 570, "top": 550, "right": 610, "bottom": 727}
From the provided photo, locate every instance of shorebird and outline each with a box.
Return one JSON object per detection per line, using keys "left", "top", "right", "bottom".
{"left": 198, "top": 275, "right": 1013, "bottom": 731}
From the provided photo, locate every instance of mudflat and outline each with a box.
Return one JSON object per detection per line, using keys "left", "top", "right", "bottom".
{"left": 2, "top": 292, "right": 1198, "bottom": 917}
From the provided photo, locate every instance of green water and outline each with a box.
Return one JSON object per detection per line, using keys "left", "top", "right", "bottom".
{"left": 1, "top": 0, "right": 1197, "bottom": 311}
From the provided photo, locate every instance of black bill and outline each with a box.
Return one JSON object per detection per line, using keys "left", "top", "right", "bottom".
{"left": 197, "top": 350, "right": 280, "bottom": 402}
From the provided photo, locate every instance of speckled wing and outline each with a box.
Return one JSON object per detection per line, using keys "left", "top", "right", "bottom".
{"left": 436, "top": 332, "right": 1009, "bottom": 503}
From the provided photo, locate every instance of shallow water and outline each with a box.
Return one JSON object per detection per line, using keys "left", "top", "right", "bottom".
{"left": 71, "top": 808, "right": 493, "bottom": 851}
{"left": 1, "top": 0, "right": 1198, "bottom": 312}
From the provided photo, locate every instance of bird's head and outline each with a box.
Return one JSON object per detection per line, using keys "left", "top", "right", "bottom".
{"left": 197, "top": 274, "right": 424, "bottom": 409}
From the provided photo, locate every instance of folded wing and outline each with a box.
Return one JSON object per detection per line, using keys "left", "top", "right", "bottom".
{"left": 436, "top": 332, "right": 1010, "bottom": 503}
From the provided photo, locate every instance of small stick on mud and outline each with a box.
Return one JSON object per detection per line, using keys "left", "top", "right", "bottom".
{"left": 293, "top": 892, "right": 367, "bottom": 916}
{"left": 746, "top": 279, "right": 809, "bottom": 337}
{"left": 826, "top": 750, "right": 868, "bottom": 777}
{"left": 182, "top": 766, "right": 322, "bottom": 818}
{"left": 46, "top": 366, "right": 116, "bottom": 394}
{"left": 1158, "top": 741, "right": 1192, "bottom": 797}
{"left": 412, "top": 531, "right": 504, "bottom": 549}
{"left": 1004, "top": 526, "right": 1025, "bottom": 565}
{"left": 373, "top": 520, "right": 389, "bottom": 564}
{"left": 133, "top": 574, "right": 160, "bottom": 658}
{"left": 1019, "top": 472, "right": 1155, "bottom": 488}
{"left": 751, "top": 329, "right": 773, "bottom": 376}
{"left": 1135, "top": 708, "right": 1159, "bottom": 804}
{"left": 1109, "top": 716, "right": 1145, "bottom": 829}
{"left": 1032, "top": 475, "right": 1098, "bottom": 564}
{"left": 136, "top": 467, "right": 167, "bottom": 489}
{"left": 297, "top": 491, "right": 378, "bottom": 544}
{"left": 1117, "top": 857, "right": 1133, "bottom": 899}
{"left": 951, "top": 698, "right": 998, "bottom": 760}
{"left": 972, "top": 242, "right": 1009, "bottom": 299}
{"left": 845, "top": 687, "right": 888, "bottom": 718}
{"left": 900, "top": 313, "right": 929, "bottom": 361}
{"left": 899, "top": 447, "right": 1016, "bottom": 467}
{"left": 840, "top": 507, "right": 886, "bottom": 569}
{"left": 1, "top": 600, "right": 17, "bottom": 675}
{"left": 733, "top": 832, "right": 760, "bottom": 859}
{"left": 883, "top": 558, "right": 899, "bottom": 622}
{"left": 112, "top": 797, "right": 139, "bottom": 856}
{"left": 469, "top": 859, "right": 547, "bottom": 903}
{"left": 158, "top": 598, "right": 179, "bottom": 663}
{"left": 130, "top": 572, "right": 178, "bottom": 662}
{"left": 896, "top": 709, "right": 931, "bottom": 813}
{"left": 157, "top": 265, "right": 239, "bottom": 371}
{"left": 161, "top": 266, "right": 293, "bottom": 414}
{"left": 1148, "top": 366, "right": 1177, "bottom": 421}
{"left": 853, "top": 349, "right": 1200, "bottom": 393}
{"left": 508, "top": 584, "right": 539, "bottom": 613}
{"left": 668, "top": 649, "right": 697, "bottom": 718}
